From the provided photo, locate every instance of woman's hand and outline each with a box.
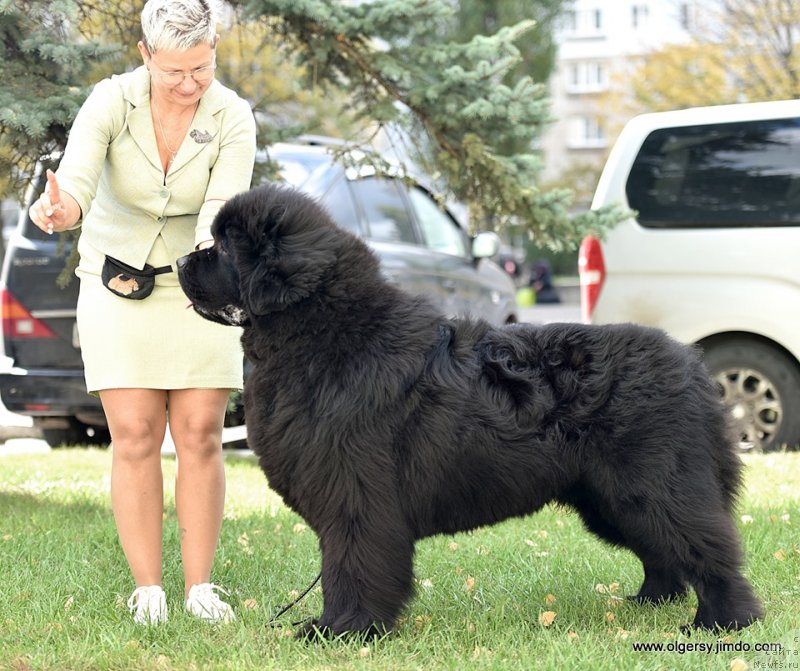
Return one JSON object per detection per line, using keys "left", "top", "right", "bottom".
{"left": 29, "top": 170, "right": 74, "bottom": 234}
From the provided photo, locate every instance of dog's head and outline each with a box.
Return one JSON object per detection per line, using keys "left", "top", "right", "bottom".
{"left": 178, "top": 183, "right": 373, "bottom": 326}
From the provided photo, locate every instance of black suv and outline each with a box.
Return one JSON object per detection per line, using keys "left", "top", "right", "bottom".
{"left": 1, "top": 141, "right": 517, "bottom": 447}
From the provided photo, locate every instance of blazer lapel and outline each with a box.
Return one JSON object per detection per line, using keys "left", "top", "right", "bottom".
{"left": 126, "top": 105, "right": 163, "bottom": 173}
{"left": 119, "top": 67, "right": 163, "bottom": 173}
{"left": 169, "top": 81, "right": 223, "bottom": 172}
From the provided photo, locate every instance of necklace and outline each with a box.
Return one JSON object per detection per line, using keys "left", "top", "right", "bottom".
{"left": 153, "top": 100, "right": 198, "bottom": 167}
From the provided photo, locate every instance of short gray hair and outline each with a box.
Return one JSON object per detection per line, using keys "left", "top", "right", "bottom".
{"left": 141, "top": 0, "right": 218, "bottom": 53}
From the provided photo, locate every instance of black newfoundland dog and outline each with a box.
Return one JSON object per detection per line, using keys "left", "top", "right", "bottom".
{"left": 177, "top": 183, "right": 762, "bottom": 637}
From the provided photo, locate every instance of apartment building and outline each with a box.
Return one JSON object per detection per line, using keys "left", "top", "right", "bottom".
{"left": 540, "top": 1, "right": 695, "bottom": 186}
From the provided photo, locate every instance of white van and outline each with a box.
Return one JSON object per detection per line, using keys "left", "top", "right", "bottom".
{"left": 580, "top": 99, "right": 800, "bottom": 452}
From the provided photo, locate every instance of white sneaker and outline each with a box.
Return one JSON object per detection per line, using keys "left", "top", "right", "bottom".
{"left": 127, "top": 585, "right": 168, "bottom": 626}
{"left": 185, "top": 583, "right": 236, "bottom": 624}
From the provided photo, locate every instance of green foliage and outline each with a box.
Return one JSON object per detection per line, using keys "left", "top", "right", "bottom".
{"left": 0, "top": 0, "right": 117, "bottom": 196}
{"left": 452, "top": 0, "right": 567, "bottom": 85}
{"left": 235, "top": 0, "right": 625, "bottom": 246}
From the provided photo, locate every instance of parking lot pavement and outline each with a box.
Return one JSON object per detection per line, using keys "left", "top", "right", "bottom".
{"left": 518, "top": 303, "right": 581, "bottom": 324}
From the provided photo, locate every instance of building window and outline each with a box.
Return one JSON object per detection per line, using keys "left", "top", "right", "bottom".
{"left": 568, "top": 116, "right": 608, "bottom": 149}
{"left": 632, "top": 4, "right": 649, "bottom": 28}
{"left": 679, "top": 3, "right": 691, "bottom": 30}
{"left": 563, "top": 7, "right": 604, "bottom": 37}
{"left": 566, "top": 61, "right": 607, "bottom": 93}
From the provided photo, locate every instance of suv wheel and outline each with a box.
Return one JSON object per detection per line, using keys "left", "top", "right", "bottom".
{"left": 702, "top": 339, "right": 800, "bottom": 452}
{"left": 35, "top": 418, "right": 111, "bottom": 448}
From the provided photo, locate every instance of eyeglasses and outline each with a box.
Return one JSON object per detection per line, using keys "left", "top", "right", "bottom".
{"left": 151, "top": 61, "right": 216, "bottom": 86}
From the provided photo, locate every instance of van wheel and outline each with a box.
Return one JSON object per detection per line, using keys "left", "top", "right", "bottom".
{"left": 702, "top": 339, "right": 800, "bottom": 452}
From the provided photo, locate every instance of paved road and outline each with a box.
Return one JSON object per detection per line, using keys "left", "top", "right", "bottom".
{"left": 518, "top": 303, "right": 581, "bottom": 325}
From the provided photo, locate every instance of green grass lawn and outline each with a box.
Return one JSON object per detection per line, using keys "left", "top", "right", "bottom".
{"left": 0, "top": 449, "right": 798, "bottom": 671}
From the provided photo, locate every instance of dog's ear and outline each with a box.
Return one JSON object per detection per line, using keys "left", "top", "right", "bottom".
{"left": 243, "top": 226, "right": 338, "bottom": 315}
{"left": 215, "top": 186, "right": 340, "bottom": 316}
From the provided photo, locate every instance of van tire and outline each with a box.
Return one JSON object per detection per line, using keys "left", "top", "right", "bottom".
{"left": 701, "top": 339, "right": 800, "bottom": 452}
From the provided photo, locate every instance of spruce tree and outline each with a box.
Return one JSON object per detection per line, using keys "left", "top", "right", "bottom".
{"left": 0, "top": 0, "right": 117, "bottom": 196}
{"left": 235, "top": 0, "right": 626, "bottom": 247}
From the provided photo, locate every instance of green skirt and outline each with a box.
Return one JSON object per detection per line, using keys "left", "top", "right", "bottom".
{"left": 76, "top": 235, "right": 243, "bottom": 393}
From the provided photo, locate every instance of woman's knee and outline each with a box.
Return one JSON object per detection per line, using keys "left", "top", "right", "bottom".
{"left": 171, "top": 416, "right": 223, "bottom": 460}
{"left": 166, "top": 389, "right": 227, "bottom": 461}
{"left": 101, "top": 389, "right": 167, "bottom": 461}
{"left": 111, "top": 417, "right": 167, "bottom": 461}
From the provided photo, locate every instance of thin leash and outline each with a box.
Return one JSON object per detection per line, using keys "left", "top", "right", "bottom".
{"left": 268, "top": 571, "right": 322, "bottom": 627}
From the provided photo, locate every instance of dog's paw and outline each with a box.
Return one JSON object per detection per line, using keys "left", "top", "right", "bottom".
{"left": 295, "top": 619, "right": 390, "bottom": 642}
{"left": 626, "top": 590, "right": 687, "bottom": 605}
{"left": 296, "top": 620, "right": 333, "bottom": 642}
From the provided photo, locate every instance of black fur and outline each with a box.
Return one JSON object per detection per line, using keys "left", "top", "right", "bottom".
{"left": 177, "top": 183, "right": 763, "bottom": 638}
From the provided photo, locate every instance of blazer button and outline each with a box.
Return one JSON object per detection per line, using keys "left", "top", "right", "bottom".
{"left": 159, "top": 189, "right": 169, "bottom": 198}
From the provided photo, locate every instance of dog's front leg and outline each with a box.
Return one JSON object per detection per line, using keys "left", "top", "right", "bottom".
{"left": 298, "top": 509, "right": 415, "bottom": 640}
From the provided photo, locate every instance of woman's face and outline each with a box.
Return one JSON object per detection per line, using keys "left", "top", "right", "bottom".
{"left": 138, "top": 40, "right": 217, "bottom": 107}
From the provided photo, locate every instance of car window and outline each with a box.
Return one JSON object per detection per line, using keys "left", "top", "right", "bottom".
{"left": 626, "top": 117, "right": 800, "bottom": 228}
{"left": 407, "top": 186, "right": 469, "bottom": 257}
{"left": 319, "top": 176, "right": 361, "bottom": 235}
{"left": 349, "top": 177, "right": 417, "bottom": 244}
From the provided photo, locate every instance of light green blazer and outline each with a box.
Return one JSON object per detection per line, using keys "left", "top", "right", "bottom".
{"left": 57, "top": 65, "right": 257, "bottom": 271}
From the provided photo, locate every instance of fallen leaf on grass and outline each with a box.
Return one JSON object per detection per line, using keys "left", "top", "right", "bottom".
{"left": 774, "top": 548, "right": 787, "bottom": 561}
{"left": 730, "top": 659, "right": 748, "bottom": 671}
{"left": 539, "top": 611, "right": 557, "bottom": 627}
{"left": 472, "top": 646, "right": 493, "bottom": 659}
{"left": 243, "top": 598, "right": 258, "bottom": 610}
{"left": 545, "top": 593, "right": 556, "bottom": 605}
{"left": 464, "top": 576, "right": 476, "bottom": 592}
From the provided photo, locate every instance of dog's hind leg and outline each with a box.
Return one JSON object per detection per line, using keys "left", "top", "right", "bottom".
{"left": 564, "top": 481, "right": 761, "bottom": 628}
{"left": 681, "top": 512, "right": 764, "bottom": 631}
{"left": 560, "top": 489, "right": 688, "bottom": 605}
{"left": 620, "top": 500, "right": 761, "bottom": 629}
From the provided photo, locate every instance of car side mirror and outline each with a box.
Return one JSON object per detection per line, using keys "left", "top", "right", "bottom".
{"left": 472, "top": 231, "right": 501, "bottom": 259}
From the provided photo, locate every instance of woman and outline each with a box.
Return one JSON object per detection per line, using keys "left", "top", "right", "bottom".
{"left": 29, "top": 0, "right": 256, "bottom": 626}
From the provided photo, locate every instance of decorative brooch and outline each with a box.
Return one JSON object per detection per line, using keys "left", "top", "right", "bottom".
{"left": 190, "top": 129, "right": 213, "bottom": 144}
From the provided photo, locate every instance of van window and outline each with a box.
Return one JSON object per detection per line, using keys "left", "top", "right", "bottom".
{"left": 626, "top": 117, "right": 800, "bottom": 228}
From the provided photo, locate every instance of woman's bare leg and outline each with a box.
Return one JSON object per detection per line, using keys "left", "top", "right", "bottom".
{"left": 100, "top": 388, "right": 169, "bottom": 587}
{"left": 167, "top": 388, "right": 229, "bottom": 597}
